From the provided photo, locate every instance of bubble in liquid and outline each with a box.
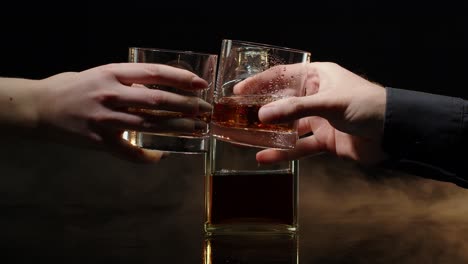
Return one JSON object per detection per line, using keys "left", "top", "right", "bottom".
{"left": 267, "top": 130, "right": 291, "bottom": 148}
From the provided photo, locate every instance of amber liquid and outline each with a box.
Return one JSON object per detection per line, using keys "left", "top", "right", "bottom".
{"left": 212, "top": 96, "right": 293, "bottom": 132}
{"left": 208, "top": 170, "right": 294, "bottom": 225}
{"left": 128, "top": 108, "right": 211, "bottom": 122}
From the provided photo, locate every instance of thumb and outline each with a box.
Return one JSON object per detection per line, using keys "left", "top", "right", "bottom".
{"left": 107, "top": 133, "right": 168, "bottom": 163}
{"left": 140, "top": 148, "right": 168, "bottom": 163}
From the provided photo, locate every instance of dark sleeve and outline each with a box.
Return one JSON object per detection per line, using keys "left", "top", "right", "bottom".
{"left": 382, "top": 87, "right": 468, "bottom": 187}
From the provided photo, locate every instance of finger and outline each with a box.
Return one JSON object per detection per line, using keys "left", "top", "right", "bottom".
{"left": 233, "top": 63, "right": 306, "bottom": 96}
{"left": 104, "top": 63, "right": 209, "bottom": 90}
{"left": 90, "top": 111, "right": 144, "bottom": 129}
{"left": 129, "top": 116, "right": 208, "bottom": 134}
{"left": 113, "top": 139, "right": 167, "bottom": 163}
{"left": 296, "top": 116, "right": 328, "bottom": 136}
{"left": 100, "top": 131, "right": 167, "bottom": 163}
{"left": 112, "top": 85, "right": 213, "bottom": 114}
{"left": 95, "top": 111, "right": 208, "bottom": 135}
{"left": 297, "top": 118, "right": 314, "bottom": 137}
{"left": 140, "top": 148, "right": 169, "bottom": 163}
{"left": 256, "top": 136, "right": 324, "bottom": 164}
{"left": 258, "top": 92, "right": 337, "bottom": 124}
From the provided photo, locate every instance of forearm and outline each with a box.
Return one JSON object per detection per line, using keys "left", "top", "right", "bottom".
{"left": 0, "top": 77, "right": 41, "bottom": 134}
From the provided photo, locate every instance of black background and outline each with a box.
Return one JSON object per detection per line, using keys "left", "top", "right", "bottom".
{"left": 1, "top": 1, "right": 467, "bottom": 98}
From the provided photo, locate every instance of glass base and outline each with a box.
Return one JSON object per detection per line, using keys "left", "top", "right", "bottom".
{"left": 122, "top": 131, "right": 209, "bottom": 153}
{"left": 211, "top": 123, "right": 297, "bottom": 149}
{"left": 203, "top": 232, "right": 298, "bottom": 264}
{"left": 205, "top": 223, "right": 297, "bottom": 235}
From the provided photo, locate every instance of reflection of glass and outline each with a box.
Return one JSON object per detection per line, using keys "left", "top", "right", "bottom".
{"left": 203, "top": 234, "right": 299, "bottom": 264}
{"left": 204, "top": 138, "right": 299, "bottom": 234}
{"left": 212, "top": 39, "right": 311, "bottom": 149}
{"left": 122, "top": 47, "right": 218, "bottom": 153}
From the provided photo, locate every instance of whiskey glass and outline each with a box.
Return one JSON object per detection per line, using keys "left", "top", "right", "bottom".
{"left": 211, "top": 39, "right": 311, "bottom": 149}
{"left": 122, "top": 47, "right": 218, "bottom": 153}
{"left": 204, "top": 137, "right": 299, "bottom": 234}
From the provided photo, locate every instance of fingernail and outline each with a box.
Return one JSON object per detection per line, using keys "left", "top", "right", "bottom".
{"left": 198, "top": 100, "right": 213, "bottom": 113}
{"left": 191, "top": 76, "right": 208, "bottom": 89}
{"left": 195, "top": 120, "right": 208, "bottom": 130}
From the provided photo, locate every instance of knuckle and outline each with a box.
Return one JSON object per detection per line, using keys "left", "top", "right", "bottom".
{"left": 103, "top": 63, "right": 123, "bottom": 70}
{"left": 97, "top": 63, "right": 121, "bottom": 77}
{"left": 142, "top": 64, "right": 162, "bottom": 79}
{"left": 290, "top": 98, "right": 306, "bottom": 114}
{"left": 94, "top": 91, "right": 119, "bottom": 104}
{"left": 322, "top": 62, "right": 340, "bottom": 70}
{"left": 267, "top": 65, "right": 283, "bottom": 75}
{"left": 148, "top": 91, "right": 166, "bottom": 106}
{"left": 90, "top": 111, "right": 113, "bottom": 124}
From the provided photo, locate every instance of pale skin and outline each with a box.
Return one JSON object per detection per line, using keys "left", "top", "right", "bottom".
{"left": 235, "top": 62, "right": 388, "bottom": 165}
{"left": 0, "top": 63, "right": 209, "bottom": 163}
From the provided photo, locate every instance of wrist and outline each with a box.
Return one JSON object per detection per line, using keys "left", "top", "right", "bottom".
{"left": 0, "top": 77, "right": 41, "bottom": 132}
{"left": 372, "top": 84, "right": 386, "bottom": 135}
{"left": 354, "top": 83, "right": 386, "bottom": 138}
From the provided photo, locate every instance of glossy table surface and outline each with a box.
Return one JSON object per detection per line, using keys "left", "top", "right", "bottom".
{"left": 1, "top": 140, "right": 467, "bottom": 263}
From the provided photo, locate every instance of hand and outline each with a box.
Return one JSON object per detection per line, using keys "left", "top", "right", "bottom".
{"left": 34, "top": 63, "right": 209, "bottom": 163}
{"left": 238, "top": 62, "right": 387, "bottom": 165}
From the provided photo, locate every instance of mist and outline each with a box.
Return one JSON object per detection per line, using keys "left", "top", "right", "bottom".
{"left": 300, "top": 154, "right": 468, "bottom": 263}
{"left": 1, "top": 138, "right": 467, "bottom": 263}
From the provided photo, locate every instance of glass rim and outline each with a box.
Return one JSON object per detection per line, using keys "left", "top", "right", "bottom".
{"left": 223, "top": 39, "right": 311, "bottom": 55}
{"left": 128, "top": 46, "right": 217, "bottom": 57}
